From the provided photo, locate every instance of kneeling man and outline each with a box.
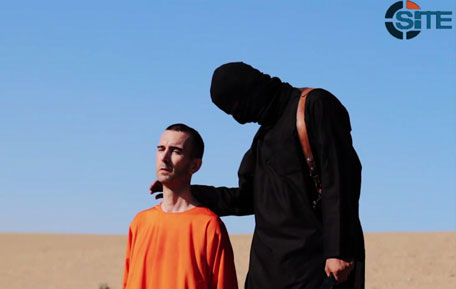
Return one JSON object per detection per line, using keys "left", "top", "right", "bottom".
{"left": 123, "top": 123, "right": 238, "bottom": 289}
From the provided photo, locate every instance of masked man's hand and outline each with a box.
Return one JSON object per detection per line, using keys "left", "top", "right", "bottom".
{"left": 325, "top": 258, "right": 354, "bottom": 283}
{"left": 149, "top": 180, "right": 163, "bottom": 199}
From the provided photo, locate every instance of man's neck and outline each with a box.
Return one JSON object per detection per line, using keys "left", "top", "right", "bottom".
{"left": 161, "top": 183, "right": 199, "bottom": 213}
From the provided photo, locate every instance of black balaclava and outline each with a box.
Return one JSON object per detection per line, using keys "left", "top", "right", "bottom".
{"left": 210, "top": 62, "right": 294, "bottom": 125}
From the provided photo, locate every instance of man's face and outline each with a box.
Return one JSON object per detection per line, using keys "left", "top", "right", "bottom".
{"left": 155, "top": 130, "right": 198, "bottom": 186}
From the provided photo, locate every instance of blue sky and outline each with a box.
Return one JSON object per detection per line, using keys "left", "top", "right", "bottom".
{"left": 1, "top": 0, "right": 455, "bottom": 234}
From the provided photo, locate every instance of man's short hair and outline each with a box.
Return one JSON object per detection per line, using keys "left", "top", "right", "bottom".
{"left": 166, "top": 123, "right": 204, "bottom": 159}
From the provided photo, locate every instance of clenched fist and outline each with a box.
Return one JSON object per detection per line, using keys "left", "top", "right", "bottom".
{"left": 324, "top": 258, "right": 354, "bottom": 283}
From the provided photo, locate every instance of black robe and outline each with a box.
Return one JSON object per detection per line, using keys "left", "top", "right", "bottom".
{"left": 193, "top": 85, "right": 365, "bottom": 289}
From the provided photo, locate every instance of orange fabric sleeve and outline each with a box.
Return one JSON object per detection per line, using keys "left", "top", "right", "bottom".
{"left": 122, "top": 225, "right": 133, "bottom": 289}
{"left": 206, "top": 219, "right": 238, "bottom": 289}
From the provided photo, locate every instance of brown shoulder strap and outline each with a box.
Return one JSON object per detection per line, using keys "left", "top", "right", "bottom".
{"left": 296, "top": 88, "right": 323, "bottom": 208}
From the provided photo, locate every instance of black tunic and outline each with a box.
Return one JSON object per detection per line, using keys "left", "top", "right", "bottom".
{"left": 193, "top": 64, "right": 365, "bottom": 289}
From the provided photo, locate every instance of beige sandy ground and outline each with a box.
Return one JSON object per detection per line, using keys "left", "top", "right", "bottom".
{"left": 0, "top": 232, "right": 455, "bottom": 289}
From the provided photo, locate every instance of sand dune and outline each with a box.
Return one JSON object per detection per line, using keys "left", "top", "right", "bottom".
{"left": 0, "top": 232, "right": 455, "bottom": 289}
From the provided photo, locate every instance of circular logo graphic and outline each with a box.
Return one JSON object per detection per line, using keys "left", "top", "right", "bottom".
{"left": 385, "top": 1, "right": 421, "bottom": 40}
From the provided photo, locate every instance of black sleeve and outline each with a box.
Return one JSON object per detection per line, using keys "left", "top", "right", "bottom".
{"left": 191, "top": 146, "right": 256, "bottom": 217}
{"left": 191, "top": 184, "right": 254, "bottom": 216}
{"left": 306, "top": 89, "right": 362, "bottom": 260}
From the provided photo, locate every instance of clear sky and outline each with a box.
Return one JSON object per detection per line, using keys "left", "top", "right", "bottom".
{"left": 1, "top": 0, "right": 455, "bottom": 234}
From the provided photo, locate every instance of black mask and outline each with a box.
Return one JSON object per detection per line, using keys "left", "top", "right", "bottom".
{"left": 210, "top": 62, "right": 293, "bottom": 125}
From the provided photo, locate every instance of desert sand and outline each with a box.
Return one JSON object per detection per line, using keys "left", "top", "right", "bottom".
{"left": 0, "top": 232, "right": 455, "bottom": 289}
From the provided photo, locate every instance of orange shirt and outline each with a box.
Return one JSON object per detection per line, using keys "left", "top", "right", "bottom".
{"left": 123, "top": 204, "right": 238, "bottom": 289}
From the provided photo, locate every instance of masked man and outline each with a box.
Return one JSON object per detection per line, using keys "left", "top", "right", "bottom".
{"left": 153, "top": 63, "right": 365, "bottom": 289}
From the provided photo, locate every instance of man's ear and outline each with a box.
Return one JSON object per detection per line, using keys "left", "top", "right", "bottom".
{"left": 189, "top": 158, "right": 202, "bottom": 175}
